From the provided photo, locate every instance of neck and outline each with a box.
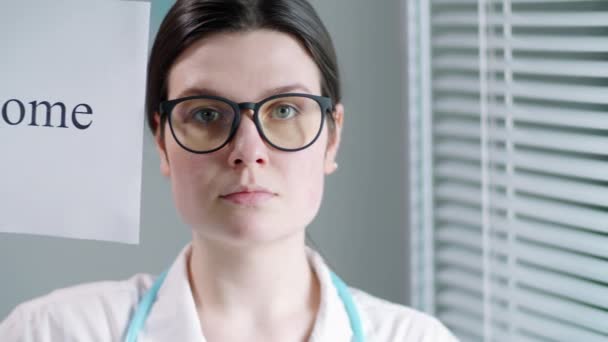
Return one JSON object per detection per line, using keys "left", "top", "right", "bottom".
{"left": 188, "top": 232, "right": 320, "bottom": 321}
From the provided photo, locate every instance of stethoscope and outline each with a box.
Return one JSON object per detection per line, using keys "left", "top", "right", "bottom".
{"left": 124, "top": 269, "right": 365, "bottom": 342}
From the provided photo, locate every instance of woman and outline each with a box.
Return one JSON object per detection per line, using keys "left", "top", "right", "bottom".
{"left": 0, "top": 0, "right": 457, "bottom": 341}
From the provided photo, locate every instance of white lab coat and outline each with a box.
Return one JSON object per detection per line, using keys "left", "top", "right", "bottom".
{"left": 0, "top": 244, "right": 458, "bottom": 341}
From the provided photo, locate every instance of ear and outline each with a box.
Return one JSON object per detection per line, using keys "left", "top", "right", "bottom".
{"left": 153, "top": 113, "right": 171, "bottom": 178}
{"left": 324, "top": 103, "right": 344, "bottom": 175}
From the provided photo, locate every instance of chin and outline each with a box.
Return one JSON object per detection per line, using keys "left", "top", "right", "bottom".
{"left": 226, "top": 221, "right": 300, "bottom": 245}
{"left": 190, "top": 215, "right": 302, "bottom": 246}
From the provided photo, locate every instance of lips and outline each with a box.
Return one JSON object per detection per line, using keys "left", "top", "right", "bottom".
{"left": 220, "top": 186, "right": 275, "bottom": 206}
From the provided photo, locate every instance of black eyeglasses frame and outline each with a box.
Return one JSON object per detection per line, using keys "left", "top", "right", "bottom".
{"left": 159, "top": 92, "right": 334, "bottom": 154}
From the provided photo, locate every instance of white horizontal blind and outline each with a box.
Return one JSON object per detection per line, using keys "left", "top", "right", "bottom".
{"left": 490, "top": 1, "right": 608, "bottom": 341}
{"left": 415, "top": 0, "right": 608, "bottom": 341}
{"left": 430, "top": 0, "right": 486, "bottom": 340}
{"left": 408, "top": 0, "right": 435, "bottom": 313}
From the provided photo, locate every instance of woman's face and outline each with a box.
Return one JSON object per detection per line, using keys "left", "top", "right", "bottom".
{"left": 155, "top": 29, "right": 343, "bottom": 246}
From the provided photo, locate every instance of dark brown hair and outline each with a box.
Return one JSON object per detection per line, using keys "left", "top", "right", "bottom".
{"left": 146, "top": 0, "right": 341, "bottom": 137}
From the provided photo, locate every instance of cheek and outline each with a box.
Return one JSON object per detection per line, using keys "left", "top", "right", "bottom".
{"left": 285, "top": 142, "right": 327, "bottom": 222}
{"left": 166, "top": 142, "right": 216, "bottom": 224}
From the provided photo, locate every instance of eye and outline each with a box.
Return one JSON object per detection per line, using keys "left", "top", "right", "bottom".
{"left": 271, "top": 105, "right": 298, "bottom": 120}
{"left": 191, "top": 108, "right": 221, "bottom": 123}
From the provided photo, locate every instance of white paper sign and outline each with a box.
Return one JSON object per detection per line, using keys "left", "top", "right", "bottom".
{"left": 0, "top": 0, "right": 150, "bottom": 244}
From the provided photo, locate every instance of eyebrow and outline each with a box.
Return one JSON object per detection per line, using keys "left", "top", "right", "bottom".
{"left": 173, "top": 83, "right": 315, "bottom": 101}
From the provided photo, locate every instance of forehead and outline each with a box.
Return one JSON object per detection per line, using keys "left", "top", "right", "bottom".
{"left": 167, "top": 29, "right": 322, "bottom": 102}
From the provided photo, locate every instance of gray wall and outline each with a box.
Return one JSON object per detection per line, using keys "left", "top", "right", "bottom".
{"left": 0, "top": 0, "right": 409, "bottom": 319}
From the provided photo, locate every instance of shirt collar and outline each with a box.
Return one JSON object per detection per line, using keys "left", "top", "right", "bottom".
{"left": 141, "top": 244, "right": 204, "bottom": 342}
{"left": 306, "top": 247, "right": 354, "bottom": 341}
{"left": 141, "top": 243, "right": 353, "bottom": 342}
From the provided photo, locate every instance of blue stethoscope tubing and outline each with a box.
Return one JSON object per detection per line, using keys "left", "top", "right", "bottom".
{"left": 124, "top": 269, "right": 365, "bottom": 342}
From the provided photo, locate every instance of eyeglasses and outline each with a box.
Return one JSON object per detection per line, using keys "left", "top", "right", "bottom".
{"left": 159, "top": 93, "right": 333, "bottom": 153}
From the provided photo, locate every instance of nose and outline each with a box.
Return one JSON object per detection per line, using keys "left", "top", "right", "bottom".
{"left": 227, "top": 109, "right": 269, "bottom": 168}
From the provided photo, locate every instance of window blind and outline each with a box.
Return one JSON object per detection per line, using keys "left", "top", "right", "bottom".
{"left": 409, "top": 0, "right": 608, "bottom": 341}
